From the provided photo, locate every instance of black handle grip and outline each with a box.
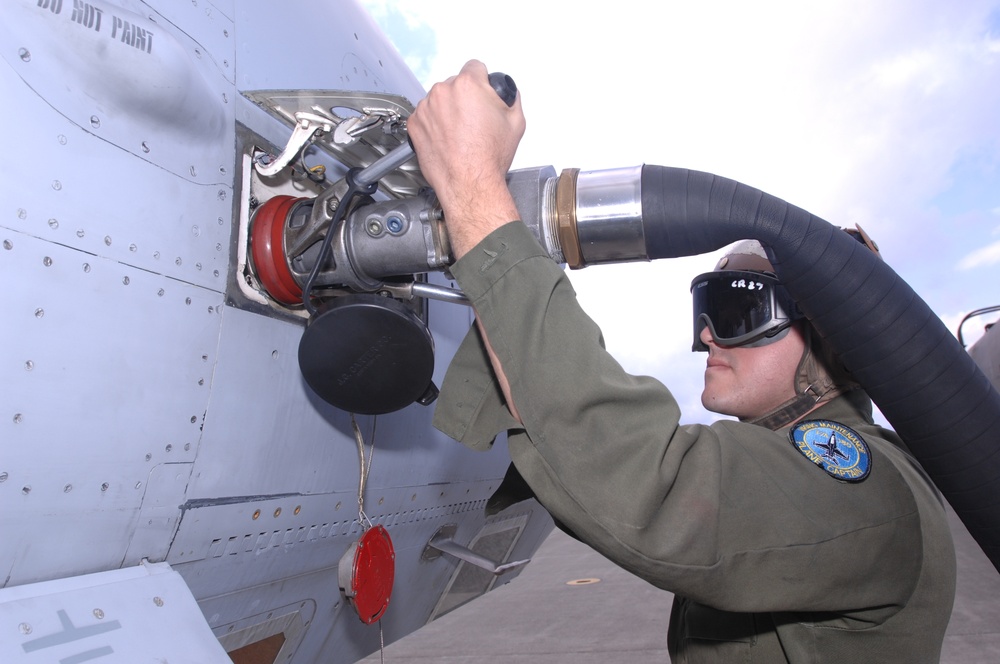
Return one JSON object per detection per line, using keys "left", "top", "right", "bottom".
{"left": 488, "top": 72, "right": 518, "bottom": 107}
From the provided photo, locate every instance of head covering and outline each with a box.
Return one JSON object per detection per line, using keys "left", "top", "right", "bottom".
{"left": 703, "top": 236, "right": 869, "bottom": 430}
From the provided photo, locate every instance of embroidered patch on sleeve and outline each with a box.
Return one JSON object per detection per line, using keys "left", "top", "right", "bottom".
{"left": 789, "top": 420, "right": 872, "bottom": 482}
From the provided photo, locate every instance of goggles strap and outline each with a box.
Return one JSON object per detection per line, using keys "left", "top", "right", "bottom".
{"left": 742, "top": 325, "right": 852, "bottom": 430}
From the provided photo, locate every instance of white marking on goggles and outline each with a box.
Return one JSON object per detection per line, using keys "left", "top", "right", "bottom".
{"left": 691, "top": 270, "right": 803, "bottom": 351}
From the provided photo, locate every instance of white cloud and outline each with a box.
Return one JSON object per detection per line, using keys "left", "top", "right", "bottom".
{"left": 958, "top": 240, "right": 1000, "bottom": 270}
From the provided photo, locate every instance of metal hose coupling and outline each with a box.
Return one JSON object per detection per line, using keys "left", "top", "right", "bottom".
{"left": 508, "top": 165, "right": 647, "bottom": 269}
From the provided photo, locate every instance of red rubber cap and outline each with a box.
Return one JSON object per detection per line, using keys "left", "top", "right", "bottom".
{"left": 250, "top": 195, "right": 304, "bottom": 305}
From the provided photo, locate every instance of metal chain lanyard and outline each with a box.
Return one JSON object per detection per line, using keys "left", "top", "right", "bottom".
{"left": 340, "top": 413, "right": 395, "bottom": 664}
{"left": 352, "top": 413, "right": 375, "bottom": 531}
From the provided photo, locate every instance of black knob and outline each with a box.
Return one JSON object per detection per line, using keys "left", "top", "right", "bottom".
{"left": 488, "top": 72, "right": 517, "bottom": 107}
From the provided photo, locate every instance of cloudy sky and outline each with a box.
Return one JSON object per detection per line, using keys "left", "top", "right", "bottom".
{"left": 361, "top": 0, "right": 1000, "bottom": 424}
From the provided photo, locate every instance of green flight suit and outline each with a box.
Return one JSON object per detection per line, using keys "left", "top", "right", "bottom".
{"left": 433, "top": 221, "right": 956, "bottom": 663}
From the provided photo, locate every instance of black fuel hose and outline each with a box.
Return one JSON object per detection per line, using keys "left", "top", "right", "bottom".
{"left": 640, "top": 165, "right": 1000, "bottom": 573}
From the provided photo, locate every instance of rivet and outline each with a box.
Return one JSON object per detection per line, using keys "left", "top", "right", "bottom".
{"left": 153, "top": 597, "right": 164, "bottom": 607}
{"left": 271, "top": 350, "right": 279, "bottom": 359}
{"left": 17, "top": 209, "right": 27, "bottom": 220}
{"left": 273, "top": 507, "right": 281, "bottom": 517}
{"left": 213, "top": 270, "right": 220, "bottom": 277}
{"left": 129, "top": 244, "right": 137, "bottom": 252}
{"left": 82, "top": 263, "right": 91, "bottom": 273}
{"left": 51, "top": 181, "right": 62, "bottom": 191}
{"left": 135, "top": 481, "right": 142, "bottom": 489}
{"left": 3, "top": 240, "right": 12, "bottom": 250}
{"left": 34, "top": 309, "right": 44, "bottom": 319}
{"left": 18, "top": 623, "right": 31, "bottom": 636}
{"left": 222, "top": 93, "right": 228, "bottom": 104}
{"left": 217, "top": 190, "right": 226, "bottom": 201}
{"left": 76, "top": 229, "right": 85, "bottom": 238}
{"left": 294, "top": 505, "right": 301, "bottom": 515}
{"left": 18, "top": 48, "right": 30, "bottom": 62}
{"left": 48, "top": 218, "right": 59, "bottom": 230}
{"left": 90, "top": 116, "right": 101, "bottom": 128}
{"left": 141, "top": 142, "right": 150, "bottom": 153}
{"left": 189, "top": 166, "right": 197, "bottom": 177}
{"left": 157, "top": 289, "right": 165, "bottom": 297}
{"left": 197, "top": 263, "right": 203, "bottom": 271}
{"left": 165, "top": 444, "right": 172, "bottom": 452}
{"left": 175, "top": 257, "right": 182, "bottom": 266}
{"left": 104, "top": 236, "right": 112, "bottom": 246}
{"left": 58, "top": 135, "right": 67, "bottom": 145}
{"left": 145, "top": 453, "right": 152, "bottom": 461}
{"left": 122, "top": 276, "right": 130, "bottom": 286}
{"left": 24, "top": 360, "right": 34, "bottom": 371}
{"left": 335, "top": 501, "right": 341, "bottom": 510}
{"left": 183, "top": 442, "right": 191, "bottom": 451}
{"left": 190, "top": 415, "right": 197, "bottom": 423}
{"left": 22, "top": 486, "right": 31, "bottom": 495}
{"left": 153, "top": 251, "right": 160, "bottom": 259}
{"left": 13, "top": 414, "right": 22, "bottom": 424}
{"left": 101, "top": 482, "right": 109, "bottom": 492}
{"left": 0, "top": 472, "right": 7, "bottom": 482}
{"left": 64, "top": 484, "right": 72, "bottom": 493}
{"left": 42, "top": 257, "right": 52, "bottom": 267}
{"left": 223, "top": 29, "right": 229, "bottom": 37}
{"left": 93, "top": 609, "right": 104, "bottom": 620}
{"left": 252, "top": 509, "right": 261, "bottom": 520}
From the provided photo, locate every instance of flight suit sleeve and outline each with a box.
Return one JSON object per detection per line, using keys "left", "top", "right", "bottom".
{"left": 433, "top": 222, "right": 922, "bottom": 614}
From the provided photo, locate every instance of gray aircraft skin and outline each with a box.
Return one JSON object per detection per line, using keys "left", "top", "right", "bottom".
{"left": 0, "top": 1, "right": 554, "bottom": 662}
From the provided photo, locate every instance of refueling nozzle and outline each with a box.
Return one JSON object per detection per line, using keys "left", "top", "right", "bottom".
{"left": 247, "top": 73, "right": 525, "bottom": 416}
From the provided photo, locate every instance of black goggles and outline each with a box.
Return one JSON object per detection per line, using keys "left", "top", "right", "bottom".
{"left": 690, "top": 270, "right": 803, "bottom": 351}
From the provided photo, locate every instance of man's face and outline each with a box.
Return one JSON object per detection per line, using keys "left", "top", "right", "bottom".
{"left": 700, "top": 322, "right": 806, "bottom": 419}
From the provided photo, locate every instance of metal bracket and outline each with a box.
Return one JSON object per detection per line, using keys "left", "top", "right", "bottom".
{"left": 254, "top": 112, "right": 333, "bottom": 178}
{"left": 332, "top": 107, "right": 401, "bottom": 146}
{"left": 380, "top": 282, "right": 470, "bottom": 306}
{"left": 422, "top": 525, "right": 530, "bottom": 575}
{"left": 243, "top": 90, "right": 425, "bottom": 198}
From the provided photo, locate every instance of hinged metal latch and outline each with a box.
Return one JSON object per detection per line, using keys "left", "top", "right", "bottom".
{"left": 421, "top": 524, "right": 530, "bottom": 575}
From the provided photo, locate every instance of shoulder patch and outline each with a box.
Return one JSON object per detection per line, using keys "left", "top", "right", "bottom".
{"left": 788, "top": 419, "right": 871, "bottom": 482}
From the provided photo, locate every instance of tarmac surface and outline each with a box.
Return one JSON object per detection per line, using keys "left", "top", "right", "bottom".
{"left": 362, "top": 505, "right": 1000, "bottom": 663}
